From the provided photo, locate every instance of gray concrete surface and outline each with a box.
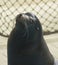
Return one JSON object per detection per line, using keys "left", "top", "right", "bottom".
{"left": 0, "top": 33, "right": 58, "bottom": 65}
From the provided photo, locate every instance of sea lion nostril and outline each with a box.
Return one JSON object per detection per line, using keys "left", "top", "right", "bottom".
{"left": 19, "top": 14, "right": 22, "bottom": 18}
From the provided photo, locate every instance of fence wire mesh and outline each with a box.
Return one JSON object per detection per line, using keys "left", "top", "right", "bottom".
{"left": 0, "top": 0, "right": 58, "bottom": 37}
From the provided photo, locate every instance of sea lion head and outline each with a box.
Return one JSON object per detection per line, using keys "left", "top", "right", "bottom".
{"left": 16, "top": 12, "right": 43, "bottom": 40}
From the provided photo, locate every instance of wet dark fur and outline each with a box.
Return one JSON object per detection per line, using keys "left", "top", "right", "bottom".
{"left": 7, "top": 12, "right": 54, "bottom": 65}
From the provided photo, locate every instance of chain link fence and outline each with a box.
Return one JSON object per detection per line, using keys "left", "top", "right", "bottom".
{"left": 0, "top": 0, "right": 58, "bottom": 37}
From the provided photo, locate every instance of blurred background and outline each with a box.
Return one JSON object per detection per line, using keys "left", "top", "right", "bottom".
{"left": 0, "top": 0, "right": 58, "bottom": 65}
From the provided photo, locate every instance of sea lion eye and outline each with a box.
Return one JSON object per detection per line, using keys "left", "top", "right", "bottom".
{"left": 36, "top": 27, "right": 39, "bottom": 31}
{"left": 30, "top": 19, "right": 33, "bottom": 23}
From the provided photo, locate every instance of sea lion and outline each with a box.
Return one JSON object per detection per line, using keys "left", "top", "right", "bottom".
{"left": 7, "top": 12, "right": 54, "bottom": 65}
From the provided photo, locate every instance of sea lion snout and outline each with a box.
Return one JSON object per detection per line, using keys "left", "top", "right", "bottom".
{"left": 16, "top": 13, "right": 29, "bottom": 22}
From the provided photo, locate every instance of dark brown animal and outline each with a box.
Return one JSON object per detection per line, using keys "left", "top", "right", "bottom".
{"left": 7, "top": 12, "right": 54, "bottom": 65}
